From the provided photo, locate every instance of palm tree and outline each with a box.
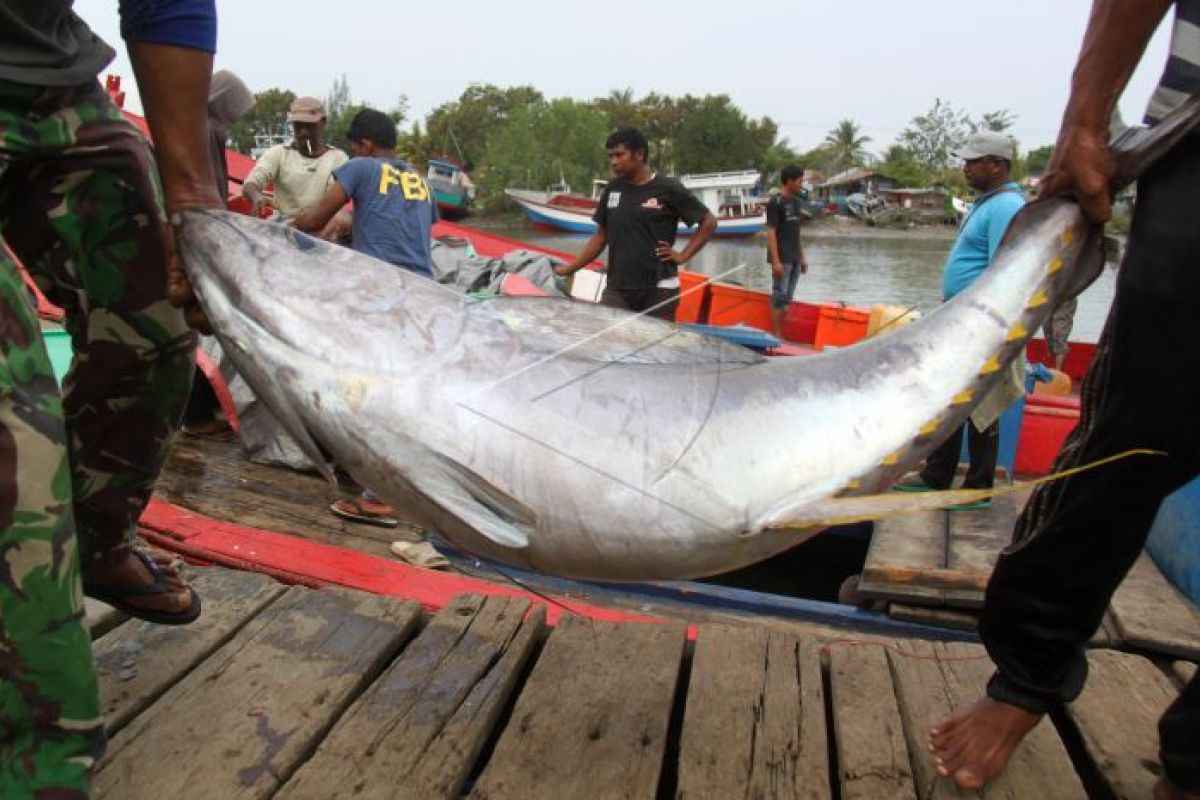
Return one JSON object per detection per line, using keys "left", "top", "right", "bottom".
{"left": 823, "top": 119, "right": 871, "bottom": 172}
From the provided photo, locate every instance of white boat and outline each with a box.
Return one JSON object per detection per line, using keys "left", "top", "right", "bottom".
{"left": 505, "top": 170, "right": 767, "bottom": 237}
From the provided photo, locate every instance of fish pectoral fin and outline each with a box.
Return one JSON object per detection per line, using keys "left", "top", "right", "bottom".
{"left": 422, "top": 455, "right": 533, "bottom": 550}
{"left": 752, "top": 487, "right": 998, "bottom": 532}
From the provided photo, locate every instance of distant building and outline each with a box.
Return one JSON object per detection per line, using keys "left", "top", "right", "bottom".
{"left": 815, "top": 168, "right": 898, "bottom": 214}
{"left": 882, "top": 187, "right": 955, "bottom": 224}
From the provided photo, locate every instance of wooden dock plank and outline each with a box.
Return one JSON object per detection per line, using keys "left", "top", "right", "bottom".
{"left": 1110, "top": 554, "right": 1200, "bottom": 660}
{"left": 860, "top": 510, "right": 948, "bottom": 605}
{"left": 1067, "top": 649, "right": 1179, "bottom": 799}
{"left": 469, "top": 615, "right": 685, "bottom": 800}
{"left": 86, "top": 598, "right": 127, "bottom": 639}
{"left": 277, "top": 594, "right": 545, "bottom": 800}
{"left": 828, "top": 643, "right": 917, "bottom": 800}
{"left": 887, "top": 603, "right": 978, "bottom": 633}
{"left": 887, "top": 639, "right": 1085, "bottom": 799}
{"left": 94, "top": 567, "right": 286, "bottom": 734}
{"left": 677, "top": 625, "right": 829, "bottom": 800}
{"left": 95, "top": 586, "right": 421, "bottom": 800}
{"left": 157, "top": 435, "right": 403, "bottom": 559}
{"left": 946, "top": 491, "right": 1022, "bottom": 577}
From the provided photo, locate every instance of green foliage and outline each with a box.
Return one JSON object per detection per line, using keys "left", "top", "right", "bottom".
{"left": 480, "top": 98, "right": 609, "bottom": 207}
{"left": 822, "top": 119, "right": 872, "bottom": 173}
{"left": 899, "top": 98, "right": 972, "bottom": 172}
{"left": 974, "top": 109, "right": 1017, "bottom": 133}
{"left": 674, "top": 95, "right": 763, "bottom": 173}
{"left": 878, "top": 145, "right": 928, "bottom": 187}
{"left": 1024, "top": 144, "right": 1054, "bottom": 176}
{"left": 321, "top": 76, "right": 409, "bottom": 153}
{"left": 426, "top": 84, "right": 545, "bottom": 168}
{"left": 227, "top": 87, "right": 295, "bottom": 153}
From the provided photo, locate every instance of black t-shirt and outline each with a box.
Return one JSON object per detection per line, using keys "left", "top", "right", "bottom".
{"left": 766, "top": 193, "right": 803, "bottom": 264}
{"left": 593, "top": 175, "right": 709, "bottom": 293}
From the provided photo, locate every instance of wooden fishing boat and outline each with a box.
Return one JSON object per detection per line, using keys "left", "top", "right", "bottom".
{"left": 505, "top": 170, "right": 768, "bottom": 237}
{"left": 425, "top": 157, "right": 474, "bottom": 220}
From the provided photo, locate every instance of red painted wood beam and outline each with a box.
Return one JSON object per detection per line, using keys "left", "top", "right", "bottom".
{"left": 139, "top": 499, "right": 686, "bottom": 631}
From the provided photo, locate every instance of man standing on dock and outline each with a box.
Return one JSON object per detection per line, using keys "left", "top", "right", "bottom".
{"left": 554, "top": 128, "right": 717, "bottom": 321}
{"left": 930, "top": 2, "right": 1200, "bottom": 797}
{"left": 894, "top": 132, "right": 1025, "bottom": 508}
{"left": 765, "top": 165, "right": 810, "bottom": 337}
{"left": 0, "top": 0, "right": 221, "bottom": 795}
{"left": 293, "top": 108, "right": 437, "bottom": 528}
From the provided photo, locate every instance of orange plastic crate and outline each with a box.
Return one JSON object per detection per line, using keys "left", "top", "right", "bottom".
{"left": 813, "top": 305, "right": 870, "bottom": 350}
{"left": 707, "top": 282, "right": 773, "bottom": 332}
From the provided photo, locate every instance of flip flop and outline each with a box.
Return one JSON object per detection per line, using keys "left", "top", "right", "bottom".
{"left": 84, "top": 548, "right": 202, "bottom": 626}
{"left": 330, "top": 497, "right": 400, "bottom": 528}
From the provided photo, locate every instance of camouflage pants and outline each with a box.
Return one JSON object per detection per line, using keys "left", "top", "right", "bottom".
{"left": 0, "top": 80, "right": 196, "bottom": 797}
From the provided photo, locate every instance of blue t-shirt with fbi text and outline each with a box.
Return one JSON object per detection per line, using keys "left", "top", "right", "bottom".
{"left": 334, "top": 157, "right": 437, "bottom": 276}
{"left": 941, "top": 182, "right": 1025, "bottom": 299}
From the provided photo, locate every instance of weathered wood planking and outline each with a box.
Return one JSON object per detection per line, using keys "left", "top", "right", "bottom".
{"left": 887, "top": 639, "right": 1086, "bottom": 799}
{"left": 945, "top": 491, "right": 1023, "bottom": 578}
{"left": 1174, "top": 661, "right": 1197, "bottom": 686}
{"left": 469, "top": 615, "right": 685, "bottom": 800}
{"left": 157, "top": 436, "right": 403, "bottom": 558}
{"left": 828, "top": 643, "right": 917, "bottom": 799}
{"left": 887, "top": 603, "right": 978, "bottom": 632}
{"left": 677, "top": 625, "right": 829, "bottom": 800}
{"left": 1067, "top": 649, "right": 1179, "bottom": 799}
{"left": 1109, "top": 554, "right": 1200, "bottom": 660}
{"left": 860, "top": 510, "right": 949, "bottom": 605}
{"left": 95, "top": 567, "right": 286, "bottom": 734}
{"left": 86, "top": 597, "right": 127, "bottom": 639}
{"left": 277, "top": 594, "right": 545, "bottom": 800}
{"left": 95, "top": 587, "right": 421, "bottom": 800}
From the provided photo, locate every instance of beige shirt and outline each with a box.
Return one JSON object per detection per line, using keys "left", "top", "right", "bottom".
{"left": 245, "top": 144, "right": 348, "bottom": 217}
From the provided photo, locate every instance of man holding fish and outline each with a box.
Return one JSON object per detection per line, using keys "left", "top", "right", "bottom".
{"left": 0, "top": 0, "right": 222, "bottom": 795}
{"left": 931, "top": 1, "right": 1200, "bottom": 796}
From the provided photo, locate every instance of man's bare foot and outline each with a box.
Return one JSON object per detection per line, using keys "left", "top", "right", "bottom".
{"left": 83, "top": 548, "right": 195, "bottom": 616}
{"left": 1155, "top": 778, "right": 1200, "bottom": 800}
{"left": 928, "top": 697, "right": 1041, "bottom": 789}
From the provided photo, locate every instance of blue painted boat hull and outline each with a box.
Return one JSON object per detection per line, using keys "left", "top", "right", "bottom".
{"left": 1147, "top": 475, "right": 1200, "bottom": 605}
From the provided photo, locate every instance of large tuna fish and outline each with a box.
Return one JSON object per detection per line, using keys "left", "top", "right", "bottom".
{"left": 177, "top": 97, "right": 1199, "bottom": 581}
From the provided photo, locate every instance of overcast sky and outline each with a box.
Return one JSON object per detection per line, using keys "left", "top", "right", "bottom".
{"left": 76, "top": 0, "right": 1173, "bottom": 155}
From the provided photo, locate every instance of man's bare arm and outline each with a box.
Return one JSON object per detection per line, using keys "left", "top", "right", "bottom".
{"left": 1040, "top": 0, "right": 1174, "bottom": 222}
{"left": 554, "top": 229, "right": 608, "bottom": 275}
{"left": 766, "top": 226, "right": 781, "bottom": 276}
{"left": 292, "top": 183, "right": 350, "bottom": 233}
{"left": 128, "top": 41, "right": 222, "bottom": 331}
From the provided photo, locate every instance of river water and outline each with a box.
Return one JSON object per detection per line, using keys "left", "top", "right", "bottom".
{"left": 485, "top": 221, "right": 1119, "bottom": 343}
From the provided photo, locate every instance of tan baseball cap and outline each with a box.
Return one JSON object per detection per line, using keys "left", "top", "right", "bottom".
{"left": 287, "top": 96, "right": 326, "bottom": 123}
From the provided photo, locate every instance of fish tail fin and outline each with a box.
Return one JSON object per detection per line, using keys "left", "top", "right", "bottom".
{"left": 754, "top": 448, "right": 1165, "bottom": 533}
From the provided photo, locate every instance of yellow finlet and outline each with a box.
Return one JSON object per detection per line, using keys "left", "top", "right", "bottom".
{"left": 978, "top": 356, "right": 1001, "bottom": 375}
{"left": 952, "top": 390, "right": 975, "bottom": 405}
{"left": 882, "top": 452, "right": 902, "bottom": 466}
{"left": 918, "top": 420, "right": 941, "bottom": 436}
{"left": 1027, "top": 290, "right": 1049, "bottom": 309}
{"left": 1061, "top": 228, "right": 1075, "bottom": 246}
{"left": 846, "top": 480, "right": 861, "bottom": 490}
{"left": 1048, "top": 257, "right": 1064, "bottom": 274}
{"left": 1006, "top": 322, "right": 1028, "bottom": 342}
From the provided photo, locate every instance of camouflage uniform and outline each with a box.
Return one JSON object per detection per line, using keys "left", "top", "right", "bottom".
{"left": 0, "top": 80, "right": 195, "bottom": 797}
